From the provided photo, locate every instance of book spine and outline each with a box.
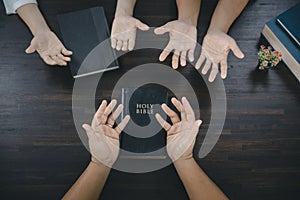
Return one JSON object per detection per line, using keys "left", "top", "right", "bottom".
{"left": 262, "top": 25, "right": 300, "bottom": 82}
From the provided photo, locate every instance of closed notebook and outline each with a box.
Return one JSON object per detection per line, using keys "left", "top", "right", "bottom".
{"left": 119, "top": 86, "right": 170, "bottom": 159}
{"left": 277, "top": 3, "right": 300, "bottom": 47}
{"left": 57, "top": 7, "right": 119, "bottom": 78}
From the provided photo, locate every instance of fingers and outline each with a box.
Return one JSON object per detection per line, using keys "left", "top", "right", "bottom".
{"left": 128, "top": 39, "right": 135, "bottom": 51}
{"left": 94, "top": 100, "right": 108, "bottom": 126}
{"left": 41, "top": 52, "right": 70, "bottom": 66}
{"left": 122, "top": 40, "right": 128, "bottom": 51}
{"left": 171, "top": 97, "right": 186, "bottom": 121}
{"left": 114, "top": 40, "right": 130, "bottom": 52}
{"left": 229, "top": 39, "right": 245, "bottom": 59}
{"left": 181, "top": 97, "right": 195, "bottom": 122}
{"left": 50, "top": 55, "right": 67, "bottom": 66}
{"left": 99, "top": 99, "right": 117, "bottom": 124}
{"left": 172, "top": 50, "right": 180, "bottom": 69}
{"left": 188, "top": 49, "right": 194, "bottom": 62}
{"left": 220, "top": 57, "right": 228, "bottom": 79}
{"left": 106, "top": 104, "right": 124, "bottom": 126}
{"left": 208, "top": 63, "right": 219, "bottom": 82}
{"left": 61, "top": 48, "right": 73, "bottom": 56}
{"left": 115, "top": 115, "right": 130, "bottom": 135}
{"left": 159, "top": 43, "right": 172, "bottom": 62}
{"left": 161, "top": 103, "right": 180, "bottom": 124}
{"left": 42, "top": 55, "right": 57, "bottom": 66}
{"left": 155, "top": 113, "right": 171, "bottom": 131}
{"left": 180, "top": 51, "right": 187, "bottom": 67}
{"left": 171, "top": 97, "right": 183, "bottom": 113}
{"left": 116, "top": 40, "right": 123, "bottom": 51}
{"left": 111, "top": 38, "right": 117, "bottom": 49}
{"left": 135, "top": 19, "right": 150, "bottom": 31}
{"left": 201, "top": 59, "right": 212, "bottom": 75}
{"left": 48, "top": 47, "right": 72, "bottom": 66}
{"left": 112, "top": 39, "right": 131, "bottom": 52}
{"left": 195, "top": 53, "right": 205, "bottom": 70}
{"left": 57, "top": 54, "right": 71, "bottom": 62}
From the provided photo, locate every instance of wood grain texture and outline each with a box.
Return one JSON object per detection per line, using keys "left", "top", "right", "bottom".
{"left": 0, "top": 0, "right": 299, "bottom": 199}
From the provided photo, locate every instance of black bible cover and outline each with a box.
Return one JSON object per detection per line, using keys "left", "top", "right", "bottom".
{"left": 57, "top": 7, "right": 119, "bottom": 78}
{"left": 120, "top": 86, "right": 169, "bottom": 159}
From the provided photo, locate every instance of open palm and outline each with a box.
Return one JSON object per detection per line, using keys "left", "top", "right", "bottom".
{"left": 82, "top": 100, "right": 130, "bottom": 167}
{"left": 155, "top": 20, "right": 197, "bottom": 69}
{"left": 195, "top": 30, "right": 244, "bottom": 82}
{"left": 111, "top": 16, "right": 149, "bottom": 51}
{"left": 155, "top": 97, "right": 202, "bottom": 161}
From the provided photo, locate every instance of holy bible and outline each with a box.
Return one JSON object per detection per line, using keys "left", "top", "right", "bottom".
{"left": 120, "top": 86, "right": 170, "bottom": 159}
{"left": 57, "top": 7, "right": 119, "bottom": 78}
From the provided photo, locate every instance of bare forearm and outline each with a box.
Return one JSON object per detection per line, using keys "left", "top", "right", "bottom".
{"left": 115, "top": 0, "right": 136, "bottom": 17}
{"left": 63, "top": 161, "right": 111, "bottom": 200}
{"left": 174, "top": 158, "right": 228, "bottom": 200}
{"left": 176, "top": 0, "right": 201, "bottom": 26}
{"left": 16, "top": 3, "right": 50, "bottom": 36}
{"left": 209, "top": 0, "right": 249, "bottom": 33}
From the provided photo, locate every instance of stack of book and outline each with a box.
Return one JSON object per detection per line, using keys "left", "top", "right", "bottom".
{"left": 262, "top": 3, "right": 300, "bottom": 82}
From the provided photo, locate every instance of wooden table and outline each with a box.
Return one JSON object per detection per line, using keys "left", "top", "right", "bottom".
{"left": 0, "top": 0, "right": 299, "bottom": 199}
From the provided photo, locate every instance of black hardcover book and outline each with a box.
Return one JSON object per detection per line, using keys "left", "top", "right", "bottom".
{"left": 120, "top": 86, "right": 169, "bottom": 159}
{"left": 57, "top": 7, "right": 119, "bottom": 78}
{"left": 277, "top": 3, "right": 300, "bottom": 47}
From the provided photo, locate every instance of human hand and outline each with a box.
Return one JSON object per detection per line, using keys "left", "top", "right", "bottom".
{"left": 154, "top": 20, "right": 197, "bottom": 69}
{"left": 155, "top": 97, "right": 202, "bottom": 162}
{"left": 111, "top": 16, "right": 149, "bottom": 51}
{"left": 195, "top": 30, "right": 244, "bottom": 82}
{"left": 82, "top": 100, "right": 130, "bottom": 168}
{"left": 25, "top": 30, "right": 72, "bottom": 66}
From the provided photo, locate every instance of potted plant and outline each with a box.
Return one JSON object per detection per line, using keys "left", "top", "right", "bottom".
{"left": 257, "top": 45, "right": 282, "bottom": 71}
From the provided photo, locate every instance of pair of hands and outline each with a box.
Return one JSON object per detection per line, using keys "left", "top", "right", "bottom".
{"left": 111, "top": 16, "right": 197, "bottom": 70}
{"left": 83, "top": 97, "right": 202, "bottom": 167}
{"left": 26, "top": 30, "right": 72, "bottom": 66}
{"left": 111, "top": 16, "right": 245, "bottom": 82}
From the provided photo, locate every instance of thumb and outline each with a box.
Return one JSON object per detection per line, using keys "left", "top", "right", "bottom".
{"left": 229, "top": 39, "right": 244, "bottom": 59}
{"left": 154, "top": 23, "right": 171, "bottom": 35}
{"left": 196, "top": 120, "right": 202, "bottom": 127}
{"left": 25, "top": 42, "right": 37, "bottom": 54}
{"left": 135, "top": 19, "right": 150, "bottom": 31}
{"left": 82, "top": 124, "right": 93, "bottom": 137}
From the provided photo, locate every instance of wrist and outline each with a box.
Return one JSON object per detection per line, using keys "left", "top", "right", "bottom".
{"left": 178, "top": 16, "right": 198, "bottom": 26}
{"left": 206, "top": 27, "right": 226, "bottom": 36}
{"left": 90, "top": 160, "right": 111, "bottom": 172}
{"left": 115, "top": 7, "right": 134, "bottom": 18}
{"left": 207, "top": 24, "right": 228, "bottom": 34}
{"left": 32, "top": 25, "right": 51, "bottom": 36}
{"left": 173, "top": 157, "right": 197, "bottom": 173}
{"left": 174, "top": 157, "right": 195, "bottom": 167}
{"left": 114, "top": 12, "right": 132, "bottom": 18}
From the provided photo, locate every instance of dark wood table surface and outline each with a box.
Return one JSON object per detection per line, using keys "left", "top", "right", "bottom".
{"left": 1, "top": 0, "right": 299, "bottom": 199}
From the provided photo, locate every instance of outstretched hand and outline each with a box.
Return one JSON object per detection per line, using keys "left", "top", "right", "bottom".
{"left": 155, "top": 97, "right": 202, "bottom": 162}
{"left": 154, "top": 20, "right": 197, "bottom": 69}
{"left": 111, "top": 16, "right": 149, "bottom": 51}
{"left": 82, "top": 100, "right": 130, "bottom": 167}
{"left": 195, "top": 30, "right": 244, "bottom": 82}
{"left": 26, "top": 30, "right": 72, "bottom": 66}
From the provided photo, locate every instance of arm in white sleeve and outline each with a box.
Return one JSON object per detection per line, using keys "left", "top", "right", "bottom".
{"left": 3, "top": 0, "right": 37, "bottom": 14}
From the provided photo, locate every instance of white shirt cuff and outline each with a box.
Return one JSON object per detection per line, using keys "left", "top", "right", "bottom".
{"left": 3, "top": 0, "right": 38, "bottom": 15}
